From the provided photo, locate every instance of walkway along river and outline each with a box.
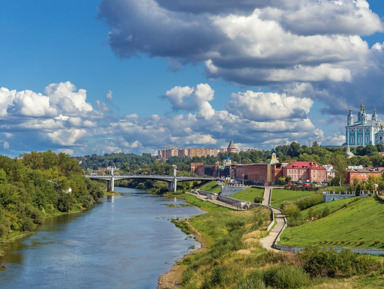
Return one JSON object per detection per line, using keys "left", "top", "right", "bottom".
{"left": 0, "top": 187, "right": 203, "bottom": 289}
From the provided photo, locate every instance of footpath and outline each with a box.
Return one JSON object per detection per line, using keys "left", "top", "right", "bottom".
{"left": 259, "top": 187, "right": 287, "bottom": 251}
{"left": 186, "top": 187, "right": 287, "bottom": 251}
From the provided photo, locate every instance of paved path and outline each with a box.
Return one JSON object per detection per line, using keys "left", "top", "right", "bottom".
{"left": 259, "top": 187, "right": 287, "bottom": 251}
{"left": 262, "top": 186, "right": 272, "bottom": 206}
{"left": 187, "top": 187, "right": 287, "bottom": 251}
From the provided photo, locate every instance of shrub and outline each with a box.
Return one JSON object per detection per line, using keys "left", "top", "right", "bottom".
{"left": 57, "top": 193, "right": 74, "bottom": 212}
{"left": 298, "top": 247, "right": 381, "bottom": 278}
{"left": 280, "top": 201, "right": 300, "bottom": 216}
{"left": 21, "top": 219, "right": 33, "bottom": 231}
{"left": 254, "top": 196, "right": 264, "bottom": 203}
{"left": 295, "top": 192, "right": 323, "bottom": 210}
{"left": 236, "top": 271, "right": 265, "bottom": 289}
{"left": 263, "top": 265, "right": 310, "bottom": 289}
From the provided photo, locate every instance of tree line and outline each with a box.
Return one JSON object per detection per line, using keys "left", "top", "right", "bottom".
{"left": 0, "top": 151, "right": 104, "bottom": 240}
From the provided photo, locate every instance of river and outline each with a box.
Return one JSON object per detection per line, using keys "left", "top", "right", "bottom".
{"left": 0, "top": 187, "right": 203, "bottom": 289}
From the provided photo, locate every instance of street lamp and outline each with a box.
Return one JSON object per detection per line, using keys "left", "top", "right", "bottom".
{"left": 172, "top": 164, "right": 177, "bottom": 177}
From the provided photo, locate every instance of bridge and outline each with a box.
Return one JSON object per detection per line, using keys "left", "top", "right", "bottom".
{"left": 85, "top": 167, "right": 215, "bottom": 192}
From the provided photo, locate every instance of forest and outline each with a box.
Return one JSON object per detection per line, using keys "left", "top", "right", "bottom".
{"left": 0, "top": 151, "right": 104, "bottom": 240}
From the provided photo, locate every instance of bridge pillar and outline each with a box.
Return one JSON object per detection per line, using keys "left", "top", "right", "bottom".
{"left": 168, "top": 178, "right": 177, "bottom": 192}
{"left": 107, "top": 176, "right": 115, "bottom": 192}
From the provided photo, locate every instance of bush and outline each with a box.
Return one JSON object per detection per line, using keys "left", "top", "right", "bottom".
{"left": 298, "top": 247, "right": 381, "bottom": 278}
{"left": 295, "top": 192, "right": 323, "bottom": 210}
{"left": 57, "top": 193, "right": 74, "bottom": 212}
{"left": 263, "top": 265, "right": 310, "bottom": 289}
{"left": 236, "top": 271, "right": 265, "bottom": 289}
{"left": 21, "top": 219, "right": 34, "bottom": 231}
{"left": 280, "top": 201, "right": 300, "bottom": 215}
{"left": 254, "top": 196, "right": 264, "bottom": 203}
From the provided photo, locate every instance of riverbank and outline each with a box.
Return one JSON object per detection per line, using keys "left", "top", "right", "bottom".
{"left": 157, "top": 191, "right": 271, "bottom": 288}
{"left": 158, "top": 220, "right": 206, "bottom": 289}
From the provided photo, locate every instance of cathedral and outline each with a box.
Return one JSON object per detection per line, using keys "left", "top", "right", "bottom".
{"left": 345, "top": 104, "right": 384, "bottom": 147}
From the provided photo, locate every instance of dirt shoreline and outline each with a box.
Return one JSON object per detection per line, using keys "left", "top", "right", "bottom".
{"left": 157, "top": 220, "right": 206, "bottom": 289}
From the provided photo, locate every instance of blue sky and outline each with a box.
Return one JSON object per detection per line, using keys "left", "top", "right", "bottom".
{"left": 1, "top": 0, "right": 384, "bottom": 156}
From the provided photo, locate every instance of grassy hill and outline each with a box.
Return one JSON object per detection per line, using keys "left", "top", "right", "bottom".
{"left": 231, "top": 187, "right": 264, "bottom": 202}
{"left": 280, "top": 196, "right": 384, "bottom": 249}
{"left": 271, "top": 189, "right": 316, "bottom": 208}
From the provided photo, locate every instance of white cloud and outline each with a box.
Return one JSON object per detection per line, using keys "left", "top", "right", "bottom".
{"left": 164, "top": 83, "right": 215, "bottom": 119}
{"left": 226, "top": 91, "right": 313, "bottom": 121}
{"left": 99, "top": 0, "right": 382, "bottom": 86}
{"left": 3, "top": 141, "right": 9, "bottom": 150}
{"left": 45, "top": 82, "right": 93, "bottom": 115}
{"left": 99, "top": 0, "right": 384, "bottom": 121}
{"left": 0, "top": 82, "right": 101, "bottom": 155}
{"left": 47, "top": 128, "right": 87, "bottom": 146}
{"left": 106, "top": 90, "right": 113, "bottom": 101}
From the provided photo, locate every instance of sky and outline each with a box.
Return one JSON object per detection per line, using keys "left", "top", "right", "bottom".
{"left": 1, "top": 0, "right": 384, "bottom": 157}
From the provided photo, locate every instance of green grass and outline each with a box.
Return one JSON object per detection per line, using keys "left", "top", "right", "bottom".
{"left": 280, "top": 196, "right": 384, "bottom": 248}
{"left": 231, "top": 187, "right": 265, "bottom": 202}
{"left": 167, "top": 191, "right": 384, "bottom": 288}
{"left": 182, "top": 193, "right": 229, "bottom": 213}
{"left": 198, "top": 181, "right": 221, "bottom": 193}
{"left": 300, "top": 197, "right": 358, "bottom": 219}
{"left": 270, "top": 189, "right": 316, "bottom": 208}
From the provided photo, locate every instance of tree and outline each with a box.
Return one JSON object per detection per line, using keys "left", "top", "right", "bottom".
{"left": 331, "top": 155, "right": 348, "bottom": 186}
{"left": 287, "top": 142, "right": 301, "bottom": 158}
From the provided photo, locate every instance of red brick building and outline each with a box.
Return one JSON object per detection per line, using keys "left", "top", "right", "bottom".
{"left": 190, "top": 153, "right": 285, "bottom": 185}
{"left": 235, "top": 163, "right": 284, "bottom": 185}
{"left": 346, "top": 167, "right": 384, "bottom": 184}
{"left": 283, "top": 161, "right": 326, "bottom": 183}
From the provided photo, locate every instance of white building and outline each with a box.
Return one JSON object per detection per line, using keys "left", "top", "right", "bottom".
{"left": 345, "top": 104, "right": 384, "bottom": 147}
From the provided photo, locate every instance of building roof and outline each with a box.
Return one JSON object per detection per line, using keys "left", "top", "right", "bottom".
{"left": 227, "top": 139, "right": 237, "bottom": 149}
{"left": 285, "top": 161, "right": 325, "bottom": 170}
{"left": 348, "top": 167, "right": 384, "bottom": 173}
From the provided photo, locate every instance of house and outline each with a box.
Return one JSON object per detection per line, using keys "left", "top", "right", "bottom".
{"left": 346, "top": 167, "right": 384, "bottom": 184}
{"left": 283, "top": 161, "right": 326, "bottom": 183}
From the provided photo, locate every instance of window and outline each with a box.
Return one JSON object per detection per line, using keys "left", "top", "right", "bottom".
{"left": 351, "top": 136, "right": 354, "bottom": 144}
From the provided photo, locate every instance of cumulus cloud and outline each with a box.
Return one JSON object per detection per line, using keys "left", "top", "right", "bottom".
{"left": 99, "top": 0, "right": 382, "bottom": 83}
{"left": 0, "top": 80, "right": 340, "bottom": 155}
{"left": 0, "top": 82, "right": 99, "bottom": 155}
{"left": 99, "top": 0, "right": 384, "bottom": 117}
{"left": 226, "top": 91, "right": 313, "bottom": 121}
{"left": 108, "top": 84, "right": 323, "bottom": 151}
{"left": 163, "top": 83, "right": 215, "bottom": 119}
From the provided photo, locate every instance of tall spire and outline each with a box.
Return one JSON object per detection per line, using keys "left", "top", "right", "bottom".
{"left": 372, "top": 107, "right": 378, "bottom": 122}
{"left": 347, "top": 107, "right": 354, "bottom": 125}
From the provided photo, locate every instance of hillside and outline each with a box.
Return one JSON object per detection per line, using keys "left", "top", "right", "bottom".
{"left": 280, "top": 196, "right": 384, "bottom": 248}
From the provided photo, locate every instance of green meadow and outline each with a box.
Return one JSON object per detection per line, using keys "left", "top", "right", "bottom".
{"left": 280, "top": 196, "right": 384, "bottom": 248}
{"left": 271, "top": 188, "right": 316, "bottom": 207}
{"left": 198, "top": 181, "right": 222, "bottom": 193}
{"left": 231, "top": 187, "right": 265, "bottom": 202}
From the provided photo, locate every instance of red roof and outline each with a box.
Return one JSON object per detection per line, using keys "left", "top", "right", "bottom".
{"left": 285, "top": 161, "right": 325, "bottom": 170}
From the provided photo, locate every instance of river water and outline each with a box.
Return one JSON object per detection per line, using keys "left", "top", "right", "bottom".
{"left": 0, "top": 187, "right": 203, "bottom": 289}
